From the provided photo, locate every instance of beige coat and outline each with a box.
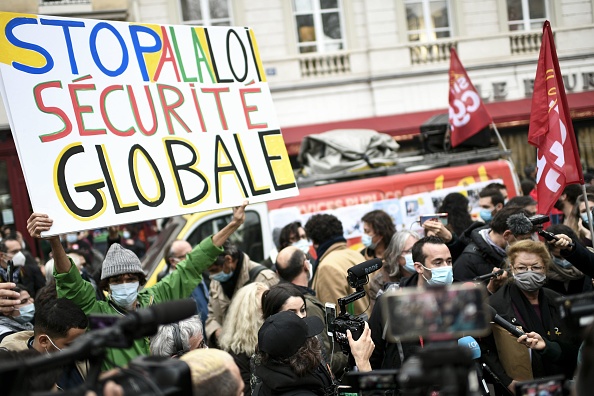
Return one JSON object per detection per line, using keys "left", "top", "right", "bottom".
{"left": 312, "top": 242, "right": 370, "bottom": 316}
{"left": 205, "top": 253, "right": 278, "bottom": 341}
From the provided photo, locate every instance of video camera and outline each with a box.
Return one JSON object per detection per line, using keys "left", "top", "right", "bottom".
{"left": 326, "top": 258, "right": 382, "bottom": 355}
{"left": 0, "top": 299, "right": 197, "bottom": 396}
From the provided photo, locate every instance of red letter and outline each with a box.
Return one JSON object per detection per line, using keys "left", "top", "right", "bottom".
{"left": 127, "top": 85, "right": 158, "bottom": 136}
{"left": 68, "top": 83, "right": 106, "bottom": 136}
{"left": 239, "top": 87, "right": 267, "bottom": 129}
{"left": 157, "top": 84, "right": 191, "bottom": 134}
{"left": 100, "top": 85, "right": 135, "bottom": 137}
{"left": 190, "top": 83, "right": 207, "bottom": 132}
{"left": 201, "top": 87, "right": 229, "bottom": 130}
{"left": 35, "top": 81, "right": 73, "bottom": 143}
{"left": 153, "top": 26, "right": 181, "bottom": 82}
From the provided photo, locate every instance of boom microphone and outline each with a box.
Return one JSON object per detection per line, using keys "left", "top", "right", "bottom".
{"left": 487, "top": 306, "right": 525, "bottom": 338}
{"left": 506, "top": 213, "right": 533, "bottom": 236}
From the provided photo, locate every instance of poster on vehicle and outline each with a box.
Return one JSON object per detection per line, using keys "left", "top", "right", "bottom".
{"left": 0, "top": 13, "right": 298, "bottom": 235}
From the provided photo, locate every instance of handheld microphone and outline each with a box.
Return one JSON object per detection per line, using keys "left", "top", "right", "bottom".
{"left": 487, "top": 306, "right": 525, "bottom": 338}
{"left": 347, "top": 258, "right": 382, "bottom": 288}
{"left": 473, "top": 269, "right": 506, "bottom": 282}
{"left": 458, "top": 335, "right": 481, "bottom": 360}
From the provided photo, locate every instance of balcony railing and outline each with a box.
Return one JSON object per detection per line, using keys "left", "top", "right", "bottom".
{"left": 299, "top": 53, "right": 351, "bottom": 78}
{"left": 409, "top": 41, "right": 456, "bottom": 65}
{"left": 509, "top": 31, "right": 543, "bottom": 54}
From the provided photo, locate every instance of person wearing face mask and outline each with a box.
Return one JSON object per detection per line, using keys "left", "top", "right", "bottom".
{"left": 0, "top": 287, "right": 35, "bottom": 343}
{"left": 275, "top": 246, "right": 348, "bottom": 375}
{"left": 205, "top": 239, "right": 278, "bottom": 348}
{"left": 478, "top": 187, "right": 505, "bottom": 224}
{"left": 543, "top": 224, "right": 593, "bottom": 296}
{"left": 360, "top": 210, "right": 396, "bottom": 260}
{"left": 480, "top": 240, "right": 581, "bottom": 394}
{"left": 453, "top": 206, "right": 533, "bottom": 294}
{"left": 565, "top": 193, "right": 594, "bottom": 247}
{"left": 368, "top": 236, "right": 453, "bottom": 371}
{"left": 0, "top": 298, "right": 88, "bottom": 390}
{"left": 27, "top": 201, "right": 251, "bottom": 371}
{"left": 0, "top": 238, "right": 45, "bottom": 297}
{"left": 368, "top": 230, "right": 420, "bottom": 310}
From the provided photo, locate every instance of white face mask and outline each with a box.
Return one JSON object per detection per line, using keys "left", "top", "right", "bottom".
{"left": 292, "top": 239, "right": 310, "bottom": 255}
{"left": 306, "top": 259, "right": 313, "bottom": 282}
{"left": 11, "top": 251, "right": 26, "bottom": 267}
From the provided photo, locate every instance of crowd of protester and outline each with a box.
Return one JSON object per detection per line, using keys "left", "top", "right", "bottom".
{"left": 1, "top": 172, "right": 594, "bottom": 395}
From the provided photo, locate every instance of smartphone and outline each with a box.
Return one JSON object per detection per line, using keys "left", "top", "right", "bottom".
{"left": 381, "top": 283, "right": 490, "bottom": 342}
{"left": 6, "top": 260, "right": 14, "bottom": 283}
{"left": 89, "top": 314, "right": 121, "bottom": 330}
{"left": 515, "top": 375, "right": 567, "bottom": 396}
{"left": 420, "top": 213, "right": 448, "bottom": 226}
{"left": 324, "top": 302, "right": 336, "bottom": 337}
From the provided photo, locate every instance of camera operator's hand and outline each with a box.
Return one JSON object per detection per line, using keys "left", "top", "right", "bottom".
{"left": 486, "top": 267, "right": 508, "bottom": 294}
{"left": 0, "top": 282, "right": 21, "bottom": 315}
{"left": 347, "top": 322, "right": 374, "bottom": 372}
{"left": 551, "top": 234, "right": 575, "bottom": 252}
{"left": 422, "top": 220, "right": 452, "bottom": 243}
{"left": 517, "top": 331, "right": 546, "bottom": 351}
{"left": 85, "top": 381, "right": 124, "bottom": 396}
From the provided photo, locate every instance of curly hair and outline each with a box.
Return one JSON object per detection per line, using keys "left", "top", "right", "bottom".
{"left": 361, "top": 210, "right": 396, "bottom": 245}
{"left": 383, "top": 230, "right": 420, "bottom": 278}
{"left": 437, "top": 193, "right": 473, "bottom": 236}
{"left": 304, "top": 214, "right": 343, "bottom": 245}
{"left": 259, "top": 336, "right": 322, "bottom": 377}
{"left": 507, "top": 240, "right": 552, "bottom": 273}
{"left": 219, "top": 282, "right": 268, "bottom": 355}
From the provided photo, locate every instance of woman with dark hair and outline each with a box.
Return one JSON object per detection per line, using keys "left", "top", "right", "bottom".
{"left": 261, "top": 282, "right": 306, "bottom": 320}
{"left": 360, "top": 210, "right": 396, "bottom": 260}
{"left": 437, "top": 192, "right": 473, "bottom": 237}
{"left": 565, "top": 193, "right": 594, "bottom": 247}
{"left": 544, "top": 224, "right": 593, "bottom": 295}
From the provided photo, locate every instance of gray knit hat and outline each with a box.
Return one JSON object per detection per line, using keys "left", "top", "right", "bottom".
{"left": 101, "top": 243, "right": 145, "bottom": 280}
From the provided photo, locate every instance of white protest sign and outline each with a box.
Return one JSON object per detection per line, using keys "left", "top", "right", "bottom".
{"left": 0, "top": 13, "right": 298, "bottom": 235}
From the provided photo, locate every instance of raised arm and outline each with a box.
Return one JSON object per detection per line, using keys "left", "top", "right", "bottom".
{"left": 212, "top": 201, "right": 248, "bottom": 247}
{"left": 27, "top": 213, "right": 71, "bottom": 274}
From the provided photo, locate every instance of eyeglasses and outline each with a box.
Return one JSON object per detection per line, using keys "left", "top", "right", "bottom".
{"left": 514, "top": 265, "right": 545, "bottom": 273}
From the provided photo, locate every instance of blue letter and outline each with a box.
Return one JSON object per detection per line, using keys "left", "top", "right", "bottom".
{"left": 89, "top": 22, "right": 129, "bottom": 77}
{"left": 40, "top": 18, "right": 85, "bottom": 75}
{"left": 6, "top": 17, "right": 53, "bottom": 74}
{"left": 129, "top": 25, "right": 162, "bottom": 82}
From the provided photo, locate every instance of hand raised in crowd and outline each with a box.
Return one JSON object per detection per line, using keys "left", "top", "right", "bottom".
{"left": 0, "top": 283, "right": 21, "bottom": 315}
{"left": 347, "top": 321, "right": 375, "bottom": 372}
{"left": 27, "top": 213, "right": 54, "bottom": 239}
{"left": 422, "top": 220, "right": 452, "bottom": 243}
{"left": 517, "top": 331, "right": 546, "bottom": 351}
{"left": 231, "top": 200, "right": 248, "bottom": 226}
{"left": 486, "top": 266, "right": 508, "bottom": 294}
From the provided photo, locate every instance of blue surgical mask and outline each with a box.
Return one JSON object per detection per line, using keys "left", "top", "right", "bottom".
{"left": 292, "top": 239, "right": 310, "bottom": 255}
{"left": 402, "top": 253, "right": 416, "bottom": 274}
{"left": 424, "top": 265, "right": 454, "bottom": 286}
{"left": 66, "top": 233, "right": 78, "bottom": 244}
{"left": 480, "top": 209, "right": 493, "bottom": 223}
{"left": 110, "top": 281, "right": 139, "bottom": 309}
{"left": 553, "top": 257, "right": 573, "bottom": 269}
{"left": 361, "top": 234, "right": 377, "bottom": 249}
{"left": 211, "top": 271, "right": 233, "bottom": 283}
{"left": 581, "top": 212, "right": 590, "bottom": 223}
{"left": 122, "top": 231, "right": 131, "bottom": 239}
{"left": 14, "top": 303, "right": 35, "bottom": 324}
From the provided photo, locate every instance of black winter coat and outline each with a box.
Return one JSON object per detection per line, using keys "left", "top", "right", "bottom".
{"left": 453, "top": 227, "right": 506, "bottom": 283}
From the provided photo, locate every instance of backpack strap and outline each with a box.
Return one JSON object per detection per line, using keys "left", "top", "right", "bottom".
{"left": 248, "top": 264, "right": 268, "bottom": 284}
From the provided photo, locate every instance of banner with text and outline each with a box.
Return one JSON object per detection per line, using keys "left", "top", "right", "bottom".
{"left": 0, "top": 13, "right": 298, "bottom": 235}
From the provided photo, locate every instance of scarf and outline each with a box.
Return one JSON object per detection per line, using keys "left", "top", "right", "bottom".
{"left": 547, "top": 262, "right": 584, "bottom": 282}
{"left": 314, "top": 235, "right": 346, "bottom": 266}
{"left": 0, "top": 266, "right": 20, "bottom": 284}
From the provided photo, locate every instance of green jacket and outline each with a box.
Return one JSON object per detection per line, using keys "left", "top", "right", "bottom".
{"left": 55, "top": 236, "right": 222, "bottom": 370}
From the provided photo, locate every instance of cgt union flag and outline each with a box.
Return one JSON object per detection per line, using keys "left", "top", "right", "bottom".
{"left": 528, "top": 21, "right": 583, "bottom": 214}
{"left": 448, "top": 47, "right": 492, "bottom": 147}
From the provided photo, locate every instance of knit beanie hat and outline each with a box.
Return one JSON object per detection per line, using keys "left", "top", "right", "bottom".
{"left": 101, "top": 243, "right": 144, "bottom": 280}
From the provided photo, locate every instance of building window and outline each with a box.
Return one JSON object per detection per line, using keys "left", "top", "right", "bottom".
{"left": 405, "top": 0, "right": 451, "bottom": 42}
{"left": 293, "top": 0, "right": 345, "bottom": 54}
{"left": 507, "top": 0, "right": 548, "bottom": 31}
{"left": 179, "top": 0, "right": 232, "bottom": 26}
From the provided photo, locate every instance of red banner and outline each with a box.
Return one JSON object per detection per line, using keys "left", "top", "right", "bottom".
{"left": 448, "top": 48, "right": 492, "bottom": 147}
{"left": 528, "top": 21, "right": 584, "bottom": 214}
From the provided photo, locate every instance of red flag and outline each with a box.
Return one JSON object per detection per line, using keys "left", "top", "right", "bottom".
{"left": 528, "top": 21, "right": 584, "bottom": 214}
{"left": 448, "top": 48, "right": 492, "bottom": 147}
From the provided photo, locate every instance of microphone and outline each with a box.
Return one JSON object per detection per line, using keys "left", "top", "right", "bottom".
{"left": 472, "top": 269, "right": 506, "bottom": 282}
{"left": 458, "top": 335, "right": 481, "bottom": 360}
{"left": 487, "top": 306, "right": 525, "bottom": 338}
{"left": 506, "top": 213, "right": 533, "bottom": 236}
{"left": 347, "top": 258, "right": 382, "bottom": 288}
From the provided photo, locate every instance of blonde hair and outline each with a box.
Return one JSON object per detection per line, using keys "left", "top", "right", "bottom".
{"left": 507, "top": 240, "right": 552, "bottom": 272}
{"left": 219, "top": 282, "right": 268, "bottom": 355}
{"left": 180, "top": 348, "right": 240, "bottom": 396}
